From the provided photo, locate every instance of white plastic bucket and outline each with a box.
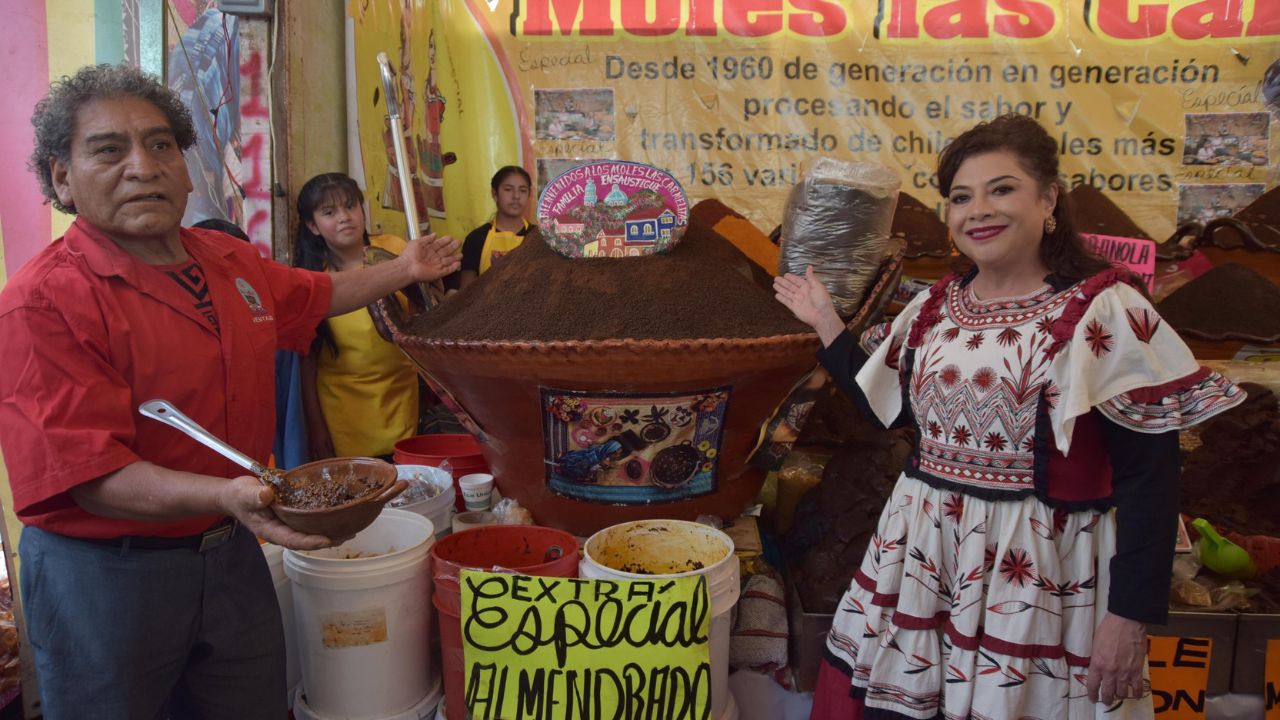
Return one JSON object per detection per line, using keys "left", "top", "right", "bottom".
{"left": 580, "top": 519, "right": 742, "bottom": 720}
{"left": 293, "top": 676, "right": 442, "bottom": 720}
{"left": 284, "top": 509, "right": 437, "bottom": 720}
{"left": 392, "top": 465, "right": 455, "bottom": 538}
{"left": 260, "top": 543, "right": 301, "bottom": 695}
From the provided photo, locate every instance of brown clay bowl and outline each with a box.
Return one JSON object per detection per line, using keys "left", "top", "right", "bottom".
{"left": 270, "top": 457, "right": 406, "bottom": 539}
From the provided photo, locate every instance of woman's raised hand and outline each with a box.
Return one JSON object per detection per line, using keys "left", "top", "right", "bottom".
{"left": 774, "top": 265, "right": 845, "bottom": 346}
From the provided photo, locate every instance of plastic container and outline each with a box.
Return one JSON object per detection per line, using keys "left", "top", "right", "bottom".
{"left": 260, "top": 543, "right": 301, "bottom": 694}
{"left": 393, "top": 434, "right": 489, "bottom": 512}
{"left": 391, "top": 465, "right": 456, "bottom": 538}
{"left": 284, "top": 510, "right": 437, "bottom": 720}
{"left": 581, "top": 519, "right": 742, "bottom": 720}
{"left": 430, "top": 525, "right": 580, "bottom": 720}
{"left": 293, "top": 678, "right": 442, "bottom": 720}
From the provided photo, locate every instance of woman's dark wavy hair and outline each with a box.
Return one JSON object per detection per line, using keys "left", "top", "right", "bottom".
{"left": 294, "top": 173, "right": 370, "bottom": 356}
{"left": 29, "top": 64, "right": 196, "bottom": 214}
{"left": 936, "top": 113, "right": 1112, "bottom": 284}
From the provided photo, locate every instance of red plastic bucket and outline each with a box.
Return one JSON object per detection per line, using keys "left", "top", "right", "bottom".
{"left": 430, "top": 525, "right": 580, "bottom": 720}
{"left": 393, "top": 434, "right": 488, "bottom": 512}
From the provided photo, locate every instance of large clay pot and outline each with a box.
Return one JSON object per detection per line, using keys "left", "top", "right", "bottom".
{"left": 388, "top": 326, "right": 819, "bottom": 536}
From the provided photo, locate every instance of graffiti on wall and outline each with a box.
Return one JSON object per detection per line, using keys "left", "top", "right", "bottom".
{"left": 238, "top": 24, "right": 271, "bottom": 254}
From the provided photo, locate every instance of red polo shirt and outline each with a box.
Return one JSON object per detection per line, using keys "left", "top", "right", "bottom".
{"left": 0, "top": 218, "right": 333, "bottom": 538}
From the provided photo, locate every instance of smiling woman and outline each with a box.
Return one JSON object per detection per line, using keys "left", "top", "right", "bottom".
{"left": 775, "top": 114, "right": 1246, "bottom": 720}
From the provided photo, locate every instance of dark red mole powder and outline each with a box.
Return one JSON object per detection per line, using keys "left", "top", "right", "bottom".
{"left": 408, "top": 219, "right": 811, "bottom": 342}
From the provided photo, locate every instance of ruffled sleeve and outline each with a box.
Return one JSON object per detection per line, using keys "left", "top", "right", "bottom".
{"left": 1047, "top": 279, "right": 1245, "bottom": 453}
{"left": 851, "top": 287, "right": 933, "bottom": 429}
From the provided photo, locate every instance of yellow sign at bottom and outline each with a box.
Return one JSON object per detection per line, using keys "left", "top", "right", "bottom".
{"left": 460, "top": 570, "right": 712, "bottom": 720}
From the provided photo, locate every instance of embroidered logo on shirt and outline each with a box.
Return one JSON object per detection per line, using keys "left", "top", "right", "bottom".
{"left": 166, "top": 262, "right": 219, "bottom": 332}
{"left": 235, "top": 278, "right": 274, "bottom": 323}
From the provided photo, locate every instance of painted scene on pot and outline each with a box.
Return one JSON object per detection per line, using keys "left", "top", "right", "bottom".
{"left": 541, "top": 387, "right": 729, "bottom": 503}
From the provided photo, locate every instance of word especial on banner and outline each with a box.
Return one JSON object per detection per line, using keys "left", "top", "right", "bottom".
{"left": 460, "top": 570, "right": 712, "bottom": 720}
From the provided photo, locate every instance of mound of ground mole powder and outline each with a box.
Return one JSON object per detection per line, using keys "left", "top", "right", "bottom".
{"left": 410, "top": 223, "right": 812, "bottom": 342}
{"left": 1156, "top": 263, "right": 1280, "bottom": 342}
{"left": 1067, "top": 184, "right": 1153, "bottom": 241}
{"left": 1179, "top": 383, "right": 1280, "bottom": 538}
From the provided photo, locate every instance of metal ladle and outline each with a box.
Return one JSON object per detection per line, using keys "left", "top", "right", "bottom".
{"left": 138, "top": 399, "right": 285, "bottom": 490}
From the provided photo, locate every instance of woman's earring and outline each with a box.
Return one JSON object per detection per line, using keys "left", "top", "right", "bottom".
{"left": 1044, "top": 215, "right": 1057, "bottom": 234}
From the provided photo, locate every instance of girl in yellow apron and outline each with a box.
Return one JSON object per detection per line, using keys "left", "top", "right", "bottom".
{"left": 294, "top": 173, "right": 419, "bottom": 459}
{"left": 455, "top": 165, "right": 532, "bottom": 290}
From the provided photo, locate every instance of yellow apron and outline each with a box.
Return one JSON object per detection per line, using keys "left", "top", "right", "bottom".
{"left": 316, "top": 234, "right": 419, "bottom": 457}
{"left": 478, "top": 219, "right": 530, "bottom": 274}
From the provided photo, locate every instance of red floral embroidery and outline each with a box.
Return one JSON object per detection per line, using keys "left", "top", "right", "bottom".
{"left": 943, "top": 493, "right": 964, "bottom": 521}
{"left": 1045, "top": 268, "right": 1135, "bottom": 359}
{"left": 940, "top": 364, "right": 961, "bottom": 387}
{"left": 999, "top": 547, "right": 1037, "bottom": 587}
{"left": 997, "top": 327, "right": 1022, "bottom": 347}
{"left": 983, "top": 432, "right": 1007, "bottom": 451}
{"left": 1021, "top": 436, "right": 1036, "bottom": 452}
{"left": 1125, "top": 307, "right": 1162, "bottom": 343}
{"left": 1035, "top": 316, "right": 1055, "bottom": 336}
{"left": 951, "top": 424, "right": 973, "bottom": 446}
{"left": 907, "top": 274, "right": 960, "bottom": 349}
{"left": 942, "top": 327, "right": 961, "bottom": 342}
{"left": 972, "top": 367, "right": 996, "bottom": 391}
{"left": 1084, "top": 320, "right": 1114, "bottom": 357}
{"left": 927, "top": 420, "right": 943, "bottom": 438}
{"left": 965, "top": 332, "right": 986, "bottom": 351}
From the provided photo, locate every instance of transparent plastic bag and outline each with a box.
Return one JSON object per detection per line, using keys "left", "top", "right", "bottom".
{"left": 491, "top": 497, "right": 533, "bottom": 526}
{"left": 780, "top": 158, "right": 902, "bottom": 318}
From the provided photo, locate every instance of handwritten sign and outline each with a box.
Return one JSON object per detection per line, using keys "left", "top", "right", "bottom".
{"left": 1148, "top": 636, "right": 1212, "bottom": 719}
{"left": 460, "top": 570, "right": 712, "bottom": 720}
{"left": 1266, "top": 639, "right": 1279, "bottom": 720}
{"left": 1083, "top": 233, "right": 1157, "bottom": 291}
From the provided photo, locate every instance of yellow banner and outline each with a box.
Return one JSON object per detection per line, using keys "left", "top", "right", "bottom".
{"left": 1148, "top": 635, "right": 1212, "bottom": 719}
{"left": 460, "top": 569, "right": 712, "bottom": 720}
{"left": 350, "top": 1, "right": 1279, "bottom": 246}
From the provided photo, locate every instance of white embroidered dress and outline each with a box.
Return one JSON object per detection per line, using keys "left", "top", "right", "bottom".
{"left": 822, "top": 274, "right": 1243, "bottom": 720}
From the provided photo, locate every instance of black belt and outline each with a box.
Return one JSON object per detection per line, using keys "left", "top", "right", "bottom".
{"left": 80, "top": 518, "right": 238, "bottom": 552}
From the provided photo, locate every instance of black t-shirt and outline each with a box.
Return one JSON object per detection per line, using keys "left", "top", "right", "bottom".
{"left": 445, "top": 221, "right": 531, "bottom": 290}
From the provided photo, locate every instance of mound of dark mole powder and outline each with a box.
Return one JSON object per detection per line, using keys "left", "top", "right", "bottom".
{"left": 409, "top": 224, "right": 812, "bottom": 342}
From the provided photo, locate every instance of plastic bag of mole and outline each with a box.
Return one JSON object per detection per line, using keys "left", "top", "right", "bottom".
{"left": 780, "top": 158, "right": 902, "bottom": 318}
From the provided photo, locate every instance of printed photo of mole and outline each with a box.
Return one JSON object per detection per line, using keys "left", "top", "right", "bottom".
{"left": 1182, "top": 112, "right": 1270, "bottom": 167}
{"left": 1176, "top": 183, "right": 1266, "bottom": 226}
{"left": 535, "top": 88, "right": 616, "bottom": 141}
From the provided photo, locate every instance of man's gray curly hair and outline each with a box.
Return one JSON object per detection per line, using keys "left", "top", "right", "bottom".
{"left": 29, "top": 64, "right": 196, "bottom": 214}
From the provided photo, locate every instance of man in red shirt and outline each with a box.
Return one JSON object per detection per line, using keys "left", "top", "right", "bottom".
{"left": 0, "top": 65, "right": 459, "bottom": 719}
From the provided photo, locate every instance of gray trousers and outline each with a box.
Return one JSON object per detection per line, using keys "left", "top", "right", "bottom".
{"left": 19, "top": 526, "right": 287, "bottom": 720}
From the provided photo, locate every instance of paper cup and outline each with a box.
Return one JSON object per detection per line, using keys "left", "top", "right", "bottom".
{"left": 458, "top": 473, "right": 495, "bottom": 511}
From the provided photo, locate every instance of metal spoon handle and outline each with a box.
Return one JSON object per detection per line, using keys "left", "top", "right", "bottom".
{"left": 138, "top": 399, "right": 267, "bottom": 475}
